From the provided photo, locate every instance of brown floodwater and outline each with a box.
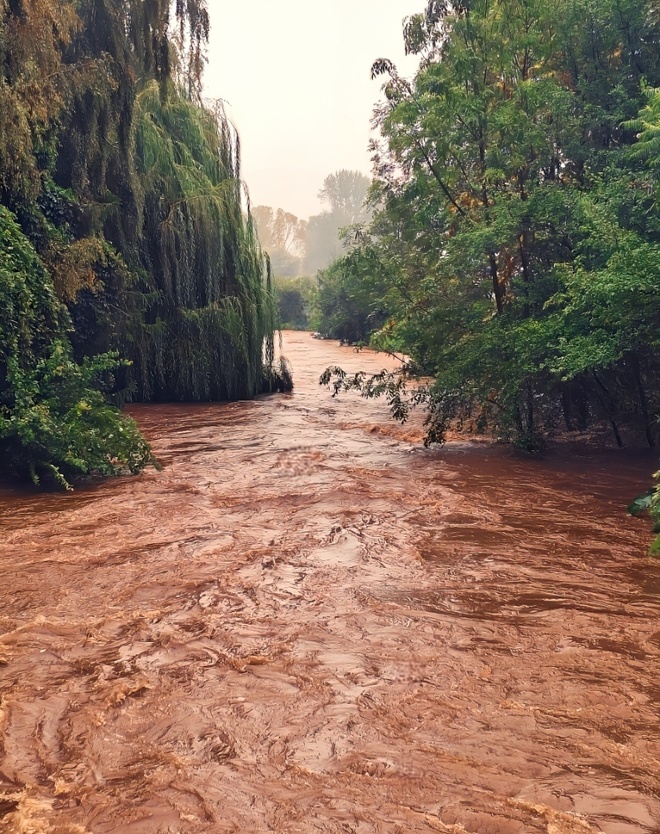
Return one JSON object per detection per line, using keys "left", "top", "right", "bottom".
{"left": 1, "top": 332, "right": 659, "bottom": 834}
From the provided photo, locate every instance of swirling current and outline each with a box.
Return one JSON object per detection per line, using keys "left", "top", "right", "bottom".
{"left": 0, "top": 332, "right": 659, "bottom": 834}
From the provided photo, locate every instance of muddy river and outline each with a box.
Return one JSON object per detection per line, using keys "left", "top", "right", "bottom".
{"left": 1, "top": 332, "right": 659, "bottom": 834}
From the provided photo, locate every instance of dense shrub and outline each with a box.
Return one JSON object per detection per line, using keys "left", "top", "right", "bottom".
{"left": 0, "top": 206, "right": 152, "bottom": 488}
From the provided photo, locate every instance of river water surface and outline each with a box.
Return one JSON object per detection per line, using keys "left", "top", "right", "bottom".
{"left": 1, "top": 332, "right": 659, "bottom": 834}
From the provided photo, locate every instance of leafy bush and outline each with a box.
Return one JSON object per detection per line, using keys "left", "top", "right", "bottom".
{"left": 651, "top": 479, "right": 660, "bottom": 555}
{"left": 0, "top": 205, "right": 152, "bottom": 488}
{"left": 629, "top": 478, "right": 660, "bottom": 556}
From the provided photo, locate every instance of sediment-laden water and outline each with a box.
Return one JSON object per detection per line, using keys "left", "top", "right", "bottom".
{"left": 0, "top": 332, "right": 658, "bottom": 833}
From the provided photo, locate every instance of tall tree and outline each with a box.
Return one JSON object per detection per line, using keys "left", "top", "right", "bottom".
{"left": 253, "top": 205, "right": 307, "bottom": 277}
{"left": 0, "top": 0, "right": 279, "bottom": 485}
{"left": 321, "top": 0, "right": 660, "bottom": 450}
{"left": 318, "top": 169, "right": 371, "bottom": 225}
{"left": 303, "top": 170, "right": 372, "bottom": 274}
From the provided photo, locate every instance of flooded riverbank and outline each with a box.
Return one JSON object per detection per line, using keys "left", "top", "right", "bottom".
{"left": 0, "top": 332, "right": 658, "bottom": 833}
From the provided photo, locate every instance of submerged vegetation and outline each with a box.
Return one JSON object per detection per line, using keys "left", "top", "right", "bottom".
{"left": 0, "top": 0, "right": 280, "bottom": 487}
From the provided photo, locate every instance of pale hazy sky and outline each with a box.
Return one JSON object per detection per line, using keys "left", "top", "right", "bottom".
{"left": 204, "top": 1, "right": 421, "bottom": 220}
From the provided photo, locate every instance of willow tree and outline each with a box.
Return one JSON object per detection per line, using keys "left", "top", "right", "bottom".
{"left": 0, "top": 0, "right": 78, "bottom": 203}
{"left": 128, "top": 82, "right": 273, "bottom": 400}
{"left": 0, "top": 0, "right": 280, "bottom": 485}
{"left": 54, "top": 0, "right": 276, "bottom": 402}
{"left": 0, "top": 0, "right": 153, "bottom": 485}
{"left": 55, "top": 0, "right": 208, "bottom": 249}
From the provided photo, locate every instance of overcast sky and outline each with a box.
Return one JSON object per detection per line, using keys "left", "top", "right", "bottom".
{"left": 203, "top": 1, "right": 421, "bottom": 220}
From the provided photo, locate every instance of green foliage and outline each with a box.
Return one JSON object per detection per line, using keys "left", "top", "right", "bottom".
{"left": 314, "top": 252, "right": 392, "bottom": 345}
{"left": 651, "top": 479, "right": 660, "bottom": 555}
{"left": 628, "top": 481, "right": 660, "bottom": 556}
{"left": 273, "top": 276, "right": 317, "bottom": 330}
{"left": 126, "top": 82, "right": 273, "bottom": 401}
{"left": 0, "top": 0, "right": 278, "bottom": 486}
{"left": 628, "top": 491, "right": 655, "bottom": 516}
{"left": 322, "top": 0, "right": 660, "bottom": 460}
{"left": 1, "top": 0, "right": 275, "bottom": 406}
{"left": 320, "top": 365, "right": 446, "bottom": 443}
{"left": 0, "top": 205, "right": 152, "bottom": 488}
{"left": 624, "top": 86, "right": 660, "bottom": 180}
{"left": 0, "top": 0, "right": 79, "bottom": 201}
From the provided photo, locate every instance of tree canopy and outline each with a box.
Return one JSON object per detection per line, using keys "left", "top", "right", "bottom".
{"left": 319, "top": 0, "right": 660, "bottom": 454}
{"left": 304, "top": 170, "right": 372, "bottom": 274}
{"left": 0, "top": 0, "right": 279, "bottom": 486}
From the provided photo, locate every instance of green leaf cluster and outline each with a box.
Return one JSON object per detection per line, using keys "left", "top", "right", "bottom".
{"left": 273, "top": 276, "right": 317, "bottom": 331}
{"left": 0, "top": 205, "right": 152, "bottom": 487}
{"left": 319, "top": 0, "right": 660, "bottom": 456}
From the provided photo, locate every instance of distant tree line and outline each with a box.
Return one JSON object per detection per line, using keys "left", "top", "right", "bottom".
{"left": 253, "top": 169, "right": 372, "bottom": 279}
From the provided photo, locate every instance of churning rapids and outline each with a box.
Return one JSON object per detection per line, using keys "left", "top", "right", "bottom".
{"left": 1, "top": 332, "right": 659, "bottom": 834}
